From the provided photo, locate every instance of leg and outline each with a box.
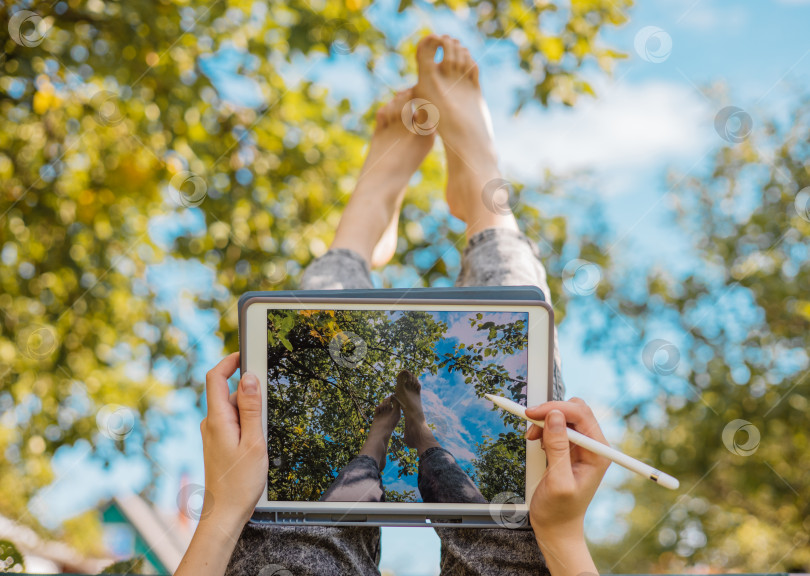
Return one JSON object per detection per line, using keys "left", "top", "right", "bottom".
{"left": 395, "top": 369, "right": 486, "bottom": 504}
{"left": 321, "top": 396, "right": 401, "bottom": 503}
{"left": 324, "top": 88, "right": 436, "bottom": 271}
{"left": 455, "top": 227, "right": 565, "bottom": 402}
{"left": 414, "top": 34, "right": 564, "bottom": 402}
{"left": 224, "top": 524, "right": 382, "bottom": 576}
{"left": 300, "top": 88, "right": 435, "bottom": 289}
{"left": 418, "top": 447, "right": 487, "bottom": 504}
{"left": 414, "top": 35, "right": 553, "bottom": 576}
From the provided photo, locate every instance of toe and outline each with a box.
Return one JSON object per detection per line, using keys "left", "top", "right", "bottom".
{"left": 448, "top": 38, "right": 464, "bottom": 71}
{"left": 461, "top": 47, "right": 479, "bottom": 84}
{"left": 459, "top": 45, "right": 473, "bottom": 71}
{"left": 392, "top": 89, "right": 413, "bottom": 124}
{"left": 438, "top": 35, "right": 455, "bottom": 71}
{"left": 397, "top": 369, "right": 413, "bottom": 387}
{"left": 417, "top": 34, "right": 442, "bottom": 70}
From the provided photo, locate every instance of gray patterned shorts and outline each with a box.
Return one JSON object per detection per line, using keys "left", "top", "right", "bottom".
{"left": 225, "top": 226, "right": 564, "bottom": 576}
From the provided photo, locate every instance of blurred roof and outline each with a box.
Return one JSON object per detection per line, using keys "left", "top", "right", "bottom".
{"left": 0, "top": 512, "right": 111, "bottom": 573}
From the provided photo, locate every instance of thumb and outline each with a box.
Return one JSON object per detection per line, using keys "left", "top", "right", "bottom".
{"left": 542, "top": 410, "right": 575, "bottom": 488}
{"left": 236, "top": 372, "right": 263, "bottom": 446}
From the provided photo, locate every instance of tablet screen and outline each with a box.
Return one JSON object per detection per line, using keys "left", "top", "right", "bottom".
{"left": 266, "top": 309, "right": 528, "bottom": 504}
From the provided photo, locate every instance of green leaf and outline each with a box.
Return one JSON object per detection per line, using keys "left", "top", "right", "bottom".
{"left": 0, "top": 540, "right": 25, "bottom": 572}
{"left": 102, "top": 557, "right": 145, "bottom": 574}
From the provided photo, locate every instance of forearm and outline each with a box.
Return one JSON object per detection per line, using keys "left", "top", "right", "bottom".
{"left": 175, "top": 515, "right": 243, "bottom": 576}
{"left": 535, "top": 529, "right": 598, "bottom": 576}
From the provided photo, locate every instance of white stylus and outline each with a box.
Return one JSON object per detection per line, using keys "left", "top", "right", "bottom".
{"left": 484, "top": 394, "right": 680, "bottom": 490}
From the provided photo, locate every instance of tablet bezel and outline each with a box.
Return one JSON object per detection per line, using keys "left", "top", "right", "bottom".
{"left": 240, "top": 293, "right": 554, "bottom": 528}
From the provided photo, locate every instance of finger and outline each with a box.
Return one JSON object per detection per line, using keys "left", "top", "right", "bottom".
{"left": 236, "top": 372, "right": 264, "bottom": 448}
{"left": 205, "top": 352, "right": 240, "bottom": 415}
{"left": 525, "top": 423, "right": 542, "bottom": 441}
{"left": 541, "top": 409, "right": 575, "bottom": 490}
{"left": 228, "top": 390, "right": 237, "bottom": 407}
{"left": 526, "top": 401, "right": 608, "bottom": 446}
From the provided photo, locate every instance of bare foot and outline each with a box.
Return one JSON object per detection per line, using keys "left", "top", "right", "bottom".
{"left": 394, "top": 369, "right": 440, "bottom": 455}
{"left": 358, "top": 395, "right": 401, "bottom": 471}
{"left": 413, "top": 35, "right": 518, "bottom": 237}
{"left": 331, "top": 88, "right": 436, "bottom": 268}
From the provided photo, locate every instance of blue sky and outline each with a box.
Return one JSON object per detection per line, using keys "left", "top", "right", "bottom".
{"left": 30, "top": 0, "right": 810, "bottom": 574}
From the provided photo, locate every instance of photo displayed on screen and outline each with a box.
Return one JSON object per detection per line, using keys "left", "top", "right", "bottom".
{"left": 266, "top": 309, "right": 529, "bottom": 504}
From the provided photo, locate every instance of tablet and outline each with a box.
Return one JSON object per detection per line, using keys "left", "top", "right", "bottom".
{"left": 238, "top": 287, "right": 554, "bottom": 528}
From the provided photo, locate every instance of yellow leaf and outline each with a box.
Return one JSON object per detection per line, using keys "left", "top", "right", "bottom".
{"left": 33, "top": 91, "right": 58, "bottom": 114}
{"left": 540, "top": 36, "right": 565, "bottom": 63}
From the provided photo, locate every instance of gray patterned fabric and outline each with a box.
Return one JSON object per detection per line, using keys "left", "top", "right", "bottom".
{"left": 225, "top": 226, "right": 562, "bottom": 576}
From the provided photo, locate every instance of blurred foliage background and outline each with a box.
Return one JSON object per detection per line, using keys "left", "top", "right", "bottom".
{"left": 0, "top": 0, "right": 629, "bottom": 561}
{"left": 1, "top": 0, "right": 808, "bottom": 572}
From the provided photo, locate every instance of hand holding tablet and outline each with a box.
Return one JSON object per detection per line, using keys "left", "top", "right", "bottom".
{"left": 176, "top": 354, "right": 269, "bottom": 576}
{"left": 199, "top": 353, "right": 268, "bottom": 532}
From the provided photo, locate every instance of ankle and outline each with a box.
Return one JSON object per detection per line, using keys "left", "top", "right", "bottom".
{"left": 465, "top": 216, "right": 519, "bottom": 240}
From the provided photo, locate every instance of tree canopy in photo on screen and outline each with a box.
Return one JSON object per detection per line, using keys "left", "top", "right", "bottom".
{"left": 265, "top": 308, "right": 530, "bottom": 502}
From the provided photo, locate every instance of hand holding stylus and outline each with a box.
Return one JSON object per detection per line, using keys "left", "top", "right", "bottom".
{"left": 487, "top": 394, "right": 680, "bottom": 490}
{"left": 525, "top": 400, "right": 610, "bottom": 576}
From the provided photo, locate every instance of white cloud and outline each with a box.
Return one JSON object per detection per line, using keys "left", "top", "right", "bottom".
{"left": 421, "top": 387, "right": 477, "bottom": 462}
{"left": 499, "top": 350, "right": 528, "bottom": 379}
{"left": 491, "top": 79, "right": 711, "bottom": 194}
{"left": 677, "top": 5, "right": 747, "bottom": 30}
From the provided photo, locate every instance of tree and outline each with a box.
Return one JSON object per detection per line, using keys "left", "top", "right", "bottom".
{"left": 588, "top": 99, "right": 810, "bottom": 571}
{"left": 1, "top": 0, "right": 630, "bottom": 550}
{"left": 265, "top": 308, "right": 529, "bottom": 502}
{"left": 471, "top": 431, "right": 525, "bottom": 501}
